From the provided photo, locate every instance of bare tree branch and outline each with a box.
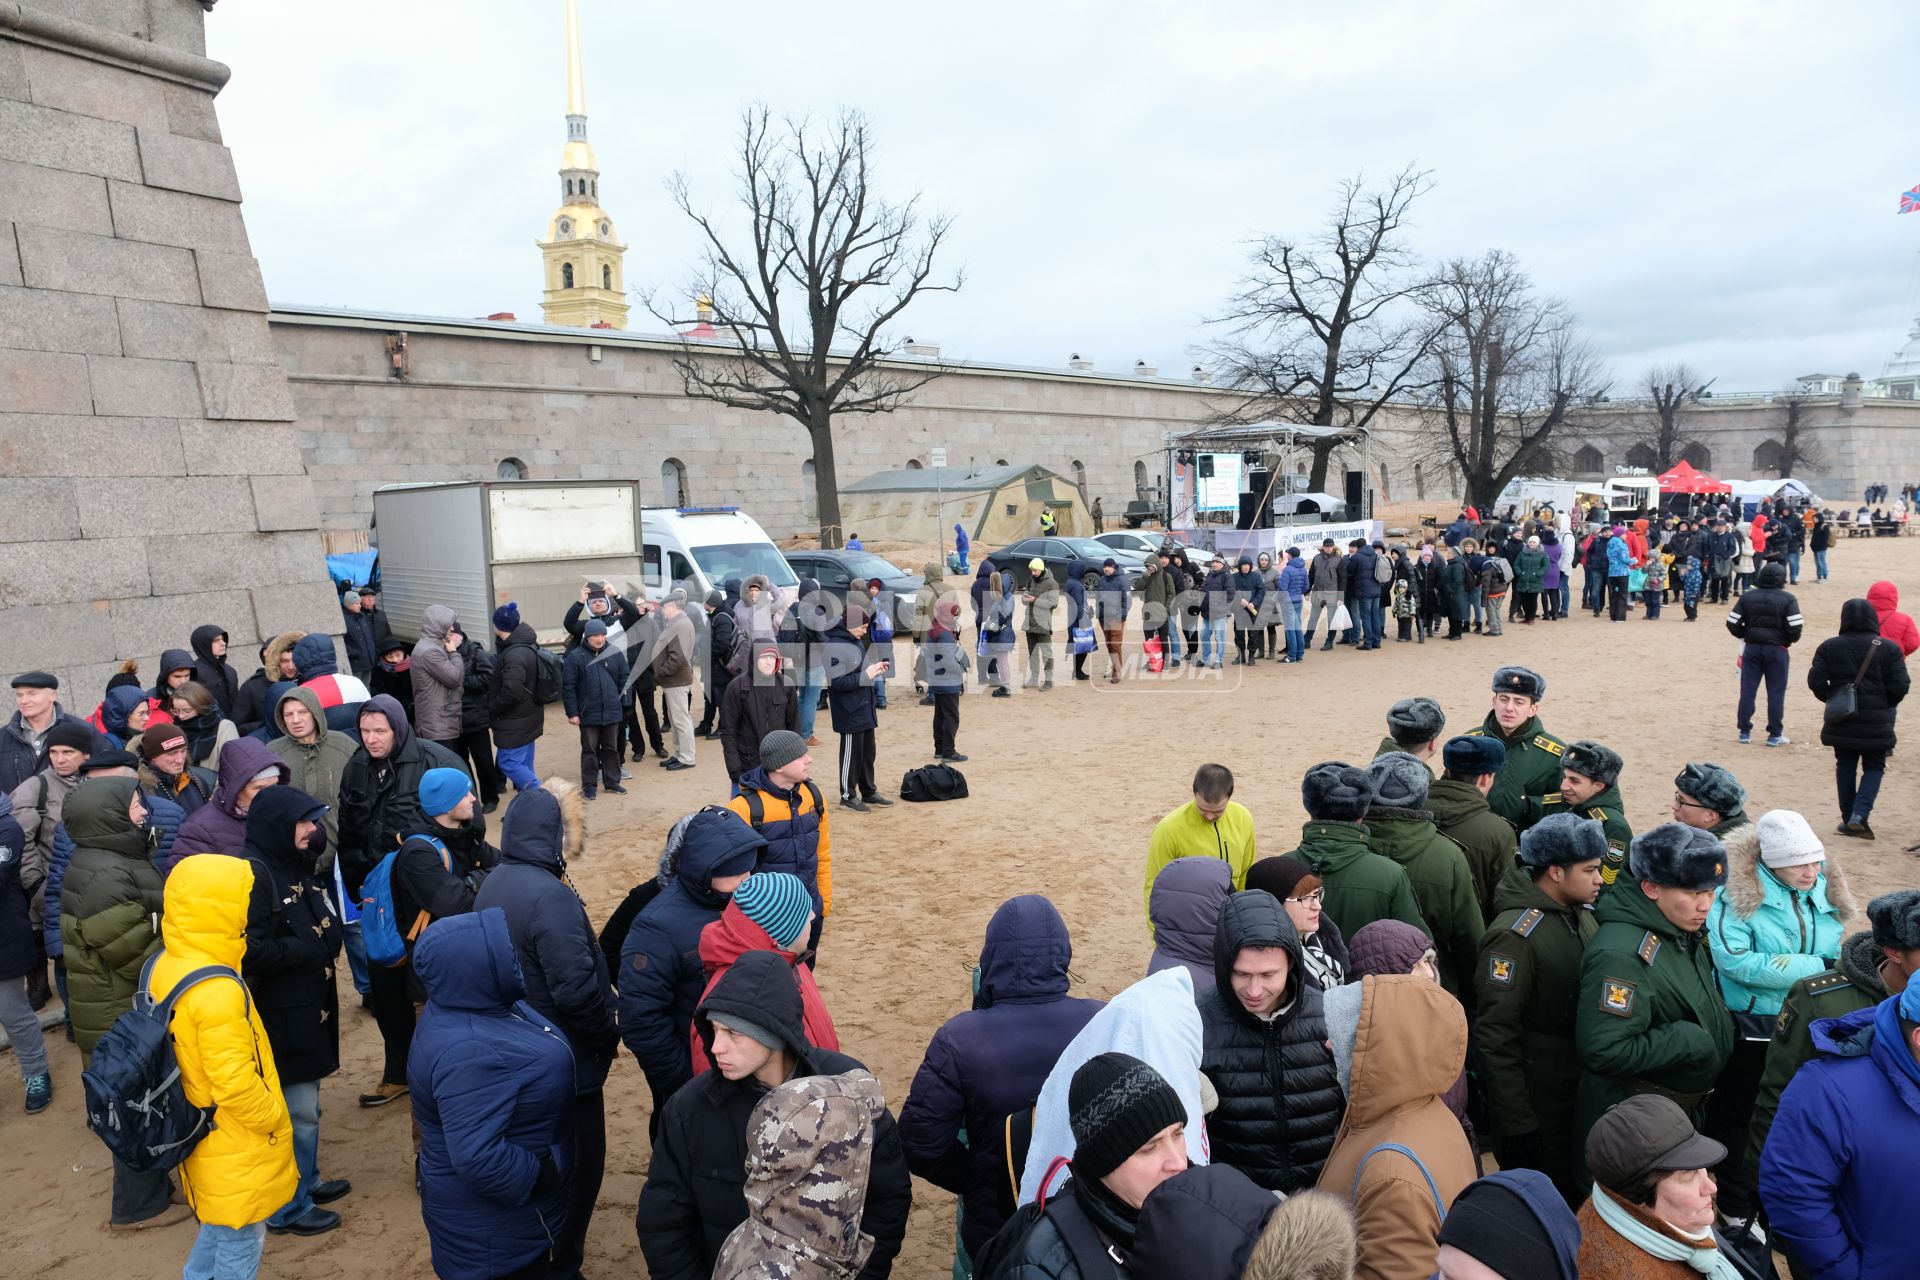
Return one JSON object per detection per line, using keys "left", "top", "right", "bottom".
{"left": 640, "top": 106, "right": 962, "bottom": 545}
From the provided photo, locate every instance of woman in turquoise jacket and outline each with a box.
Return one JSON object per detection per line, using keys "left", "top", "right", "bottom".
{"left": 1703, "top": 807, "right": 1855, "bottom": 1223}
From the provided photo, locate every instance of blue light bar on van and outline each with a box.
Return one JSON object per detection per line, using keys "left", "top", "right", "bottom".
{"left": 676, "top": 506, "right": 740, "bottom": 515}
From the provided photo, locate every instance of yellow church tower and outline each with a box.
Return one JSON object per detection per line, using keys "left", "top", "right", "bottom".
{"left": 539, "top": 0, "right": 628, "bottom": 328}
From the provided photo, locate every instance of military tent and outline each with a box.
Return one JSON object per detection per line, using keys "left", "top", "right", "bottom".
{"left": 838, "top": 463, "right": 1092, "bottom": 544}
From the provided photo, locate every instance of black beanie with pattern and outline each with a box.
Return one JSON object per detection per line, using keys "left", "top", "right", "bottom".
{"left": 1068, "top": 1052, "right": 1187, "bottom": 1183}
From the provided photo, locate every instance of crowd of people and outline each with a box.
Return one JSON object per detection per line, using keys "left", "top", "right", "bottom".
{"left": 0, "top": 487, "right": 1915, "bottom": 1280}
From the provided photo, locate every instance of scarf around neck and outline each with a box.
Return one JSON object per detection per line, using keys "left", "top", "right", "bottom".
{"left": 1591, "top": 1184, "right": 1740, "bottom": 1278}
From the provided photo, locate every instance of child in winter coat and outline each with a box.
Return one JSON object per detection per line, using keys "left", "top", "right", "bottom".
{"left": 1681, "top": 556, "right": 1704, "bottom": 621}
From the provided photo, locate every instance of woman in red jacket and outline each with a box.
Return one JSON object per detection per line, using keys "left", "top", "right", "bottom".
{"left": 688, "top": 871, "right": 838, "bottom": 1075}
{"left": 1868, "top": 580, "right": 1920, "bottom": 657}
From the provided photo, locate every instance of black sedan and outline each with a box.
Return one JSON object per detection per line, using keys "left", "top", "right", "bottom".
{"left": 984, "top": 536, "right": 1149, "bottom": 589}
{"left": 782, "top": 549, "right": 924, "bottom": 628}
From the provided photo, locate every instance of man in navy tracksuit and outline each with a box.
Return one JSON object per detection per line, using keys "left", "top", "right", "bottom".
{"left": 1726, "top": 560, "right": 1802, "bottom": 747}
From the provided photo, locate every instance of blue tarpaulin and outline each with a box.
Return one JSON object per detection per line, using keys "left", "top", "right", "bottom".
{"left": 325, "top": 550, "right": 378, "bottom": 593}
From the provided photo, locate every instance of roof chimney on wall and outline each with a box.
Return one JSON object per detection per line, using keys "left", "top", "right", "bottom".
{"left": 1841, "top": 371, "right": 1863, "bottom": 409}
{"left": 1068, "top": 353, "right": 1095, "bottom": 372}
{"left": 1190, "top": 364, "right": 1212, "bottom": 384}
{"left": 1134, "top": 359, "right": 1158, "bottom": 377}
{"left": 903, "top": 336, "right": 941, "bottom": 358}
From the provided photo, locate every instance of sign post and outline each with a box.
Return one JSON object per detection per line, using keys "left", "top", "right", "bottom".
{"left": 930, "top": 447, "right": 948, "bottom": 563}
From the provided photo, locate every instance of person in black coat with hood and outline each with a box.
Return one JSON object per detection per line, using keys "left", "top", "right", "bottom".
{"left": 698, "top": 591, "right": 738, "bottom": 739}
{"left": 487, "top": 606, "right": 545, "bottom": 795}
{"left": 1195, "top": 890, "right": 1342, "bottom": 1194}
{"left": 1807, "top": 596, "right": 1911, "bottom": 839}
{"left": 719, "top": 643, "right": 800, "bottom": 785}
{"left": 240, "top": 785, "right": 348, "bottom": 1234}
{"left": 449, "top": 626, "right": 501, "bottom": 812}
{"left": 188, "top": 624, "right": 240, "bottom": 722}
{"left": 474, "top": 780, "right": 618, "bottom": 1280}
{"left": 635, "top": 949, "right": 912, "bottom": 1280}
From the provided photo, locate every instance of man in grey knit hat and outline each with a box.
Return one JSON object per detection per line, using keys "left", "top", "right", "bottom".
{"left": 725, "top": 729, "right": 832, "bottom": 960}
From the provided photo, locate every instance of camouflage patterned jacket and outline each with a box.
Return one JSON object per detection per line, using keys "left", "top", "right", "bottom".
{"left": 714, "top": 1070, "right": 887, "bottom": 1280}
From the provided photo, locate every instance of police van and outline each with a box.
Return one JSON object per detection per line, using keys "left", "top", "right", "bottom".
{"left": 640, "top": 506, "right": 799, "bottom": 605}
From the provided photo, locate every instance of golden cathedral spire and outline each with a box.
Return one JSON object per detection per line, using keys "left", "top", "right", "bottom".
{"left": 540, "top": 0, "right": 628, "bottom": 329}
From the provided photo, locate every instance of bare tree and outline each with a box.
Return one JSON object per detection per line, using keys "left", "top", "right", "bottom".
{"left": 1416, "top": 250, "right": 1606, "bottom": 511}
{"left": 646, "top": 107, "right": 960, "bottom": 547}
{"left": 1626, "top": 363, "right": 1708, "bottom": 472}
{"left": 1204, "top": 166, "right": 1440, "bottom": 493}
{"left": 1772, "top": 390, "right": 1827, "bottom": 478}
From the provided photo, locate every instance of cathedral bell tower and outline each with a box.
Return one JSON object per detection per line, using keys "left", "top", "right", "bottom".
{"left": 539, "top": 0, "right": 628, "bottom": 328}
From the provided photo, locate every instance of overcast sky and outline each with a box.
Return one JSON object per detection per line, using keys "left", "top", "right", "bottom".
{"left": 207, "top": 0, "right": 1920, "bottom": 393}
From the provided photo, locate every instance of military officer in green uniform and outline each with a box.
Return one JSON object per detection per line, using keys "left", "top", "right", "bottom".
{"left": 1743, "top": 890, "right": 1920, "bottom": 1211}
{"left": 1431, "top": 735, "right": 1520, "bottom": 924}
{"left": 1373, "top": 695, "right": 1445, "bottom": 769}
{"left": 1671, "top": 760, "right": 1752, "bottom": 843}
{"left": 1475, "top": 812, "right": 1607, "bottom": 1207}
{"left": 1551, "top": 740, "right": 1633, "bottom": 892}
{"left": 1464, "top": 665, "right": 1564, "bottom": 831}
{"left": 1573, "top": 822, "right": 1736, "bottom": 1185}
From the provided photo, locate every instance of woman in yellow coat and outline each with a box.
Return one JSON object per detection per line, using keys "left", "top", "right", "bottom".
{"left": 150, "top": 854, "right": 298, "bottom": 1279}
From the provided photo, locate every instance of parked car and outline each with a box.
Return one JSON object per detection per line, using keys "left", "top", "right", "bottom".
{"left": 782, "top": 549, "right": 923, "bottom": 629}
{"left": 1095, "top": 530, "right": 1177, "bottom": 558}
{"left": 985, "top": 537, "right": 1148, "bottom": 589}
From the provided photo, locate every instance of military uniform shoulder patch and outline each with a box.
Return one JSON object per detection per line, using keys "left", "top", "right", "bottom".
{"left": 1774, "top": 1005, "right": 1796, "bottom": 1040}
{"left": 1533, "top": 736, "right": 1564, "bottom": 755}
{"left": 1587, "top": 807, "right": 1610, "bottom": 822}
{"left": 1636, "top": 931, "right": 1662, "bottom": 965}
{"left": 1488, "top": 953, "right": 1518, "bottom": 987}
{"left": 1805, "top": 971, "right": 1853, "bottom": 996}
{"left": 1601, "top": 978, "right": 1638, "bottom": 1017}
{"left": 1510, "top": 908, "right": 1545, "bottom": 937}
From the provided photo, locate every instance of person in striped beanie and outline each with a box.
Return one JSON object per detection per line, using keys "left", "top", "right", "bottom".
{"left": 689, "top": 872, "right": 838, "bottom": 1076}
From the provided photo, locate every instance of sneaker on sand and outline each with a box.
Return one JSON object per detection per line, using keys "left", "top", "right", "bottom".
{"left": 1737, "top": 731, "right": 1752, "bottom": 744}
{"left": 1766, "top": 735, "right": 1790, "bottom": 748}
{"left": 1839, "top": 820, "right": 1875, "bottom": 840}
{"left": 840, "top": 797, "right": 870, "bottom": 813}
{"left": 24, "top": 1073, "right": 51, "bottom": 1114}
{"left": 358, "top": 1081, "right": 409, "bottom": 1108}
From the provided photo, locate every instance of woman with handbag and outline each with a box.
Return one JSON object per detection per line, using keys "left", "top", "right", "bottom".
{"left": 1703, "top": 810, "right": 1854, "bottom": 1227}
{"left": 1806, "top": 597, "right": 1911, "bottom": 838}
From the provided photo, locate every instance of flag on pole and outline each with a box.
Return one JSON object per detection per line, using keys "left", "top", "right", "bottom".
{"left": 1902, "top": 182, "right": 1920, "bottom": 215}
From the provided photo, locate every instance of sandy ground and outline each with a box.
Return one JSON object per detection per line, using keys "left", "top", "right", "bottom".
{"left": 4, "top": 531, "right": 1915, "bottom": 1280}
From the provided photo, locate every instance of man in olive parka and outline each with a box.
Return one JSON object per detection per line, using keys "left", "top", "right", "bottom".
{"left": 1572, "top": 821, "right": 1736, "bottom": 1185}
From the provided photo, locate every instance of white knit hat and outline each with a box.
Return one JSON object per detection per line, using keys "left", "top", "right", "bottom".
{"left": 1757, "top": 810, "right": 1825, "bottom": 869}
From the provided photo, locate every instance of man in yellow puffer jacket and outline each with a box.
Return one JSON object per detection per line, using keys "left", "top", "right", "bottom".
{"left": 150, "top": 855, "right": 298, "bottom": 1279}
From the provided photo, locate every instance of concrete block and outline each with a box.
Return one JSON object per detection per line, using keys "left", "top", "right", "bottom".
{"left": 134, "top": 128, "right": 239, "bottom": 202}
{"left": 249, "top": 582, "right": 343, "bottom": 642}
{"left": 20, "top": 44, "right": 169, "bottom": 130}
{"left": 0, "top": 97, "right": 140, "bottom": 181}
{"left": 143, "top": 531, "right": 283, "bottom": 596}
{"left": 0, "top": 535, "right": 148, "bottom": 609}
{"left": 76, "top": 475, "right": 255, "bottom": 538}
{"left": 0, "top": 347, "right": 92, "bottom": 413}
{"left": 160, "top": 83, "right": 221, "bottom": 144}
{"left": 47, "top": 0, "right": 149, "bottom": 39}
{"left": 0, "top": 476, "right": 80, "bottom": 542}
{"left": 60, "top": 659, "right": 138, "bottom": 707}
{"left": 217, "top": 313, "right": 277, "bottom": 365}
{"left": 87, "top": 354, "right": 204, "bottom": 417}
{"left": 106, "top": 182, "right": 250, "bottom": 254}
{"left": 0, "top": 413, "right": 183, "bottom": 476}
{"left": 178, "top": 420, "right": 307, "bottom": 475}
{"left": 0, "top": 284, "right": 121, "bottom": 354}
{"left": 0, "top": 38, "right": 24, "bottom": 102}
{"left": 144, "top": 0, "right": 208, "bottom": 56}
{"left": 268, "top": 530, "right": 328, "bottom": 584}
{"left": 198, "top": 361, "right": 296, "bottom": 420}
{"left": 194, "top": 249, "right": 267, "bottom": 312}
{"left": 16, "top": 224, "right": 200, "bottom": 304}
{"left": 111, "top": 589, "right": 256, "bottom": 660}
{"left": 0, "top": 223, "right": 18, "bottom": 287}
{"left": 250, "top": 473, "right": 321, "bottom": 531}
{"left": 116, "top": 297, "right": 231, "bottom": 362}
{"left": 0, "top": 157, "right": 113, "bottom": 235}
{"left": 0, "top": 601, "right": 117, "bottom": 671}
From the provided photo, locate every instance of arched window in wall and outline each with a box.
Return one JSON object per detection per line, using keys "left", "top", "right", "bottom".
{"left": 905, "top": 458, "right": 923, "bottom": 469}
{"left": 1680, "top": 441, "right": 1712, "bottom": 470}
{"left": 497, "top": 456, "right": 527, "bottom": 480}
{"left": 1752, "top": 440, "right": 1785, "bottom": 474}
{"left": 602, "top": 264, "right": 612, "bottom": 290}
{"left": 561, "top": 262, "right": 574, "bottom": 289}
{"left": 1624, "top": 443, "right": 1658, "bottom": 471}
{"left": 1573, "top": 444, "right": 1604, "bottom": 474}
{"left": 1133, "top": 460, "right": 1148, "bottom": 496}
{"left": 662, "top": 457, "right": 689, "bottom": 507}
{"left": 1071, "top": 460, "right": 1088, "bottom": 504}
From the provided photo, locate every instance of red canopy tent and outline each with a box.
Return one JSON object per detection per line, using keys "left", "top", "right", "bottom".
{"left": 1657, "top": 460, "right": 1724, "bottom": 494}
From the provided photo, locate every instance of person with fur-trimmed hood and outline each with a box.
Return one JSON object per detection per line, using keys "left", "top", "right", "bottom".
{"left": 1365, "top": 752, "right": 1483, "bottom": 1003}
{"left": 232, "top": 631, "right": 305, "bottom": 739}
{"left": 637, "top": 950, "right": 911, "bottom": 1280}
{"left": 473, "top": 780, "right": 618, "bottom": 1280}
{"left": 1573, "top": 823, "right": 1736, "bottom": 1187}
{"left": 1476, "top": 813, "right": 1607, "bottom": 1206}
{"left": 1197, "top": 890, "right": 1342, "bottom": 1194}
{"left": 1700, "top": 809, "right": 1854, "bottom": 1225}
{"left": 619, "top": 807, "right": 767, "bottom": 1115}
{"left": 713, "top": 1070, "right": 890, "bottom": 1280}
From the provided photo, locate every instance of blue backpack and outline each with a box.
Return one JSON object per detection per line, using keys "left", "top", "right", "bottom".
{"left": 82, "top": 952, "right": 251, "bottom": 1173}
{"left": 359, "top": 835, "right": 449, "bottom": 967}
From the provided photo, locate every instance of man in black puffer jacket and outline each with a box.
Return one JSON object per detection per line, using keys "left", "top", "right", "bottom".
{"left": 1196, "top": 890, "right": 1342, "bottom": 1193}
{"left": 635, "top": 949, "right": 912, "bottom": 1280}
{"left": 487, "top": 605, "right": 545, "bottom": 795}
{"left": 1725, "top": 559, "right": 1803, "bottom": 746}
{"left": 697, "top": 590, "right": 737, "bottom": 739}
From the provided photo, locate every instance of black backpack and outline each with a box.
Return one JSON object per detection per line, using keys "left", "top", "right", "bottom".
{"left": 900, "top": 763, "right": 968, "bottom": 802}
{"left": 530, "top": 646, "right": 565, "bottom": 704}
{"left": 971, "top": 1159, "right": 1114, "bottom": 1279}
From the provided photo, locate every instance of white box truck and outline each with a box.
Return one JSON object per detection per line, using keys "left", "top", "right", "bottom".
{"left": 372, "top": 480, "right": 645, "bottom": 645}
{"left": 640, "top": 506, "right": 799, "bottom": 604}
